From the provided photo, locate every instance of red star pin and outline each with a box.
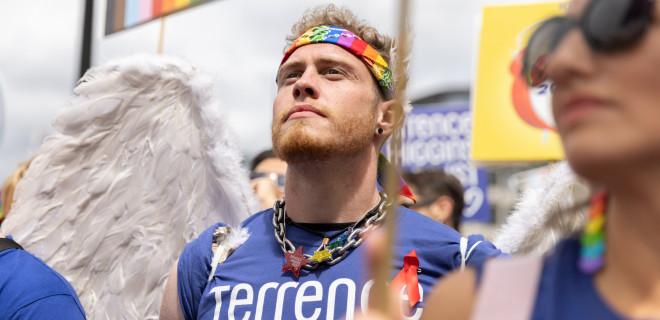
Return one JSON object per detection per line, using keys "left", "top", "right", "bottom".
{"left": 282, "top": 246, "right": 309, "bottom": 277}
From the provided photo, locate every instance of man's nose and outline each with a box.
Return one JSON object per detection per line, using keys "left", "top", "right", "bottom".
{"left": 293, "top": 70, "right": 320, "bottom": 100}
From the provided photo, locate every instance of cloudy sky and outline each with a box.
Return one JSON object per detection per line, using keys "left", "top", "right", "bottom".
{"left": 0, "top": 0, "right": 544, "bottom": 180}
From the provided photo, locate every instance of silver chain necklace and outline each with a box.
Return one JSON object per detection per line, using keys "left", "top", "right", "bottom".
{"left": 272, "top": 191, "right": 392, "bottom": 270}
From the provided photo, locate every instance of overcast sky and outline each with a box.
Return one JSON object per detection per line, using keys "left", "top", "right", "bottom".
{"left": 0, "top": 0, "right": 544, "bottom": 180}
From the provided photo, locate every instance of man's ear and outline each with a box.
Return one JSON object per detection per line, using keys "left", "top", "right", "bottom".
{"left": 375, "top": 99, "right": 403, "bottom": 136}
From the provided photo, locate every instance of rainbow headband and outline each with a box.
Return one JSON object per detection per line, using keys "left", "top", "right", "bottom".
{"left": 279, "top": 25, "right": 395, "bottom": 99}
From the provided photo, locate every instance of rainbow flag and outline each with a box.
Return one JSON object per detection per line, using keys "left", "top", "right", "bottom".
{"left": 105, "top": 0, "right": 216, "bottom": 35}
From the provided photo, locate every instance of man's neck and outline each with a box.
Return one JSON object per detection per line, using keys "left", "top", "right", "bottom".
{"left": 283, "top": 151, "right": 381, "bottom": 223}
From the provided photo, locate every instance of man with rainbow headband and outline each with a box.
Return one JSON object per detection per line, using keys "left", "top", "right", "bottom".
{"left": 160, "top": 5, "right": 504, "bottom": 320}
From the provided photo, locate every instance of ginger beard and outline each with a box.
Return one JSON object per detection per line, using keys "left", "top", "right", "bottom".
{"left": 272, "top": 104, "right": 378, "bottom": 164}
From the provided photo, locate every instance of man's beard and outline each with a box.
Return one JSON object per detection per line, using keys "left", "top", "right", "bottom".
{"left": 272, "top": 110, "right": 376, "bottom": 164}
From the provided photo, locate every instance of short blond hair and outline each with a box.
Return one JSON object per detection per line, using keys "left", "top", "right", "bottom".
{"left": 1, "top": 159, "right": 32, "bottom": 224}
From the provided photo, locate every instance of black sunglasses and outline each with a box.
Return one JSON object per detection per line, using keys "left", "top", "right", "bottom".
{"left": 250, "top": 172, "right": 286, "bottom": 188}
{"left": 523, "top": 0, "right": 655, "bottom": 86}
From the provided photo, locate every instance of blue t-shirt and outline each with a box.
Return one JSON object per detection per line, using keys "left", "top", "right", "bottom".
{"left": 530, "top": 237, "right": 625, "bottom": 320}
{"left": 177, "top": 207, "right": 505, "bottom": 319}
{"left": 0, "top": 245, "right": 86, "bottom": 319}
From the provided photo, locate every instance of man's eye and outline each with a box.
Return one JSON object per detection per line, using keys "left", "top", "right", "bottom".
{"left": 327, "top": 69, "right": 340, "bottom": 75}
{"left": 285, "top": 72, "right": 299, "bottom": 79}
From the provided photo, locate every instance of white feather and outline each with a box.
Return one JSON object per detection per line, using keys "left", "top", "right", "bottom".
{"left": 208, "top": 225, "right": 250, "bottom": 281}
{"left": 493, "top": 161, "right": 591, "bottom": 256}
{"left": 220, "top": 225, "right": 250, "bottom": 254}
{"left": 1, "top": 54, "right": 259, "bottom": 319}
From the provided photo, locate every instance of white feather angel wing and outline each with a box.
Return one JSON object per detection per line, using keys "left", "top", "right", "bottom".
{"left": 1, "top": 54, "right": 259, "bottom": 319}
{"left": 493, "top": 161, "right": 590, "bottom": 256}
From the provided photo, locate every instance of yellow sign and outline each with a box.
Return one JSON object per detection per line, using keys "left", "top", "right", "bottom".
{"left": 471, "top": 2, "right": 566, "bottom": 164}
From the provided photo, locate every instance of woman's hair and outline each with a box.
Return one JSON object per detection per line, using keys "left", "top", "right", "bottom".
{"left": 1, "top": 158, "right": 33, "bottom": 225}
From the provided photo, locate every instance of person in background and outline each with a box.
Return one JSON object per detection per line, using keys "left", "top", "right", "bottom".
{"left": 0, "top": 231, "right": 86, "bottom": 319}
{"left": 249, "top": 149, "right": 287, "bottom": 210}
{"left": 0, "top": 159, "right": 32, "bottom": 226}
{"left": 423, "top": 0, "right": 660, "bottom": 319}
{"left": 401, "top": 170, "right": 464, "bottom": 231}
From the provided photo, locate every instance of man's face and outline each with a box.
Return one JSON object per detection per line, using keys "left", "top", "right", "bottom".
{"left": 272, "top": 43, "right": 381, "bottom": 164}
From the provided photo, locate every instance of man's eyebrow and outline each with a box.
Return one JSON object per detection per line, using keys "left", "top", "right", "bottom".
{"left": 317, "top": 57, "right": 357, "bottom": 71}
{"left": 277, "top": 55, "right": 360, "bottom": 81}
{"left": 279, "top": 59, "right": 304, "bottom": 71}
{"left": 277, "top": 60, "right": 304, "bottom": 82}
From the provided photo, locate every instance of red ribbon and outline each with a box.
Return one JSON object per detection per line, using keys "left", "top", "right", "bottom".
{"left": 389, "top": 250, "right": 420, "bottom": 307}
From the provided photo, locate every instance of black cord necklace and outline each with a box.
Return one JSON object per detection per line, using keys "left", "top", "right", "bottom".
{"left": 284, "top": 204, "right": 379, "bottom": 244}
{"left": 285, "top": 218, "right": 356, "bottom": 240}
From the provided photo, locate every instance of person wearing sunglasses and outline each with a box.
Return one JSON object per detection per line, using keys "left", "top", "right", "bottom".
{"left": 420, "top": 0, "right": 660, "bottom": 319}
{"left": 249, "top": 149, "right": 287, "bottom": 210}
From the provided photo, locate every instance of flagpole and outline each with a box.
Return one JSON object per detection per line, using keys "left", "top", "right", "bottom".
{"left": 79, "top": 0, "right": 94, "bottom": 78}
{"left": 158, "top": 16, "right": 166, "bottom": 54}
{"left": 372, "top": 0, "right": 411, "bottom": 316}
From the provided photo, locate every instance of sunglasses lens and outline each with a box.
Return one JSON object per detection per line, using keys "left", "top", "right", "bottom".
{"left": 250, "top": 172, "right": 266, "bottom": 180}
{"left": 523, "top": 0, "right": 653, "bottom": 86}
{"left": 584, "top": 0, "right": 652, "bottom": 51}
{"left": 523, "top": 17, "right": 573, "bottom": 86}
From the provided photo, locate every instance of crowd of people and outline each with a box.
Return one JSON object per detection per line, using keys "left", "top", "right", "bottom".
{"left": 1, "top": 0, "right": 658, "bottom": 319}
